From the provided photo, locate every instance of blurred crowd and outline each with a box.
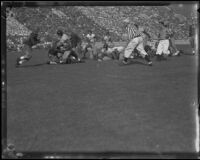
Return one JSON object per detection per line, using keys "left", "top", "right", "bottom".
{"left": 6, "top": 6, "right": 195, "bottom": 51}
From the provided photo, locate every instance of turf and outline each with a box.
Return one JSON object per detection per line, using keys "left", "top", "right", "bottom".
{"left": 6, "top": 44, "right": 198, "bottom": 153}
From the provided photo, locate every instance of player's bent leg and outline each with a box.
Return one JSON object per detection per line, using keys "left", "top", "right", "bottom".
{"left": 123, "top": 48, "right": 132, "bottom": 64}
{"left": 162, "top": 40, "right": 170, "bottom": 56}
{"left": 137, "top": 45, "right": 152, "bottom": 66}
{"left": 122, "top": 40, "right": 138, "bottom": 64}
{"left": 156, "top": 40, "right": 166, "bottom": 61}
{"left": 61, "top": 51, "right": 71, "bottom": 63}
{"left": 124, "top": 40, "right": 137, "bottom": 58}
{"left": 47, "top": 54, "right": 59, "bottom": 64}
{"left": 112, "top": 49, "right": 120, "bottom": 60}
{"left": 170, "top": 38, "right": 180, "bottom": 56}
{"left": 189, "top": 36, "right": 195, "bottom": 54}
{"left": 16, "top": 45, "right": 32, "bottom": 66}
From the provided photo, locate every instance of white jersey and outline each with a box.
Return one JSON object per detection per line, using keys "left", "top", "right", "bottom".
{"left": 86, "top": 33, "right": 95, "bottom": 43}
{"left": 60, "top": 34, "right": 69, "bottom": 43}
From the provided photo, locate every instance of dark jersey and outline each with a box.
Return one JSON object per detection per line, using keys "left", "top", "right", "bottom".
{"left": 48, "top": 41, "right": 61, "bottom": 56}
{"left": 48, "top": 40, "right": 67, "bottom": 56}
{"left": 158, "top": 27, "right": 170, "bottom": 39}
{"left": 24, "top": 32, "right": 40, "bottom": 47}
{"left": 143, "top": 30, "right": 151, "bottom": 39}
{"left": 168, "top": 29, "right": 175, "bottom": 38}
{"left": 70, "top": 32, "right": 81, "bottom": 48}
{"left": 103, "top": 43, "right": 109, "bottom": 50}
{"left": 103, "top": 35, "right": 113, "bottom": 50}
{"left": 189, "top": 25, "right": 195, "bottom": 37}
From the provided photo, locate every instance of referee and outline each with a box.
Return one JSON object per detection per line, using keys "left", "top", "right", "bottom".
{"left": 122, "top": 18, "right": 152, "bottom": 66}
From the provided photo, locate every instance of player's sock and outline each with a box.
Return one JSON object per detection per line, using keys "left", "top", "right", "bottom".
{"left": 192, "top": 50, "right": 195, "bottom": 55}
{"left": 17, "top": 57, "right": 26, "bottom": 65}
{"left": 173, "top": 51, "right": 180, "bottom": 56}
{"left": 122, "top": 57, "right": 129, "bottom": 64}
{"left": 148, "top": 61, "right": 153, "bottom": 66}
{"left": 124, "top": 57, "right": 128, "bottom": 62}
{"left": 20, "top": 55, "right": 32, "bottom": 61}
{"left": 144, "top": 55, "right": 151, "bottom": 62}
{"left": 20, "top": 56, "right": 25, "bottom": 60}
{"left": 49, "top": 61, "right": 57, "bottom": 64}
{"left": 16, "top": 59, "right": 21, "bottom": 66}
{"left": 144, "top": 55, "right": 152, "bottom": 66}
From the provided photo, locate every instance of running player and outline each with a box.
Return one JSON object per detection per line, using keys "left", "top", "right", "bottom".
{"left": 16, "top": 27, "right": 43, "bottom": 66}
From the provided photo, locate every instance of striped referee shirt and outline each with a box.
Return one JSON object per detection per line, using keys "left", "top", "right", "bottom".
{"left": 126, "top": 23, "right": 141, "bottom": 40}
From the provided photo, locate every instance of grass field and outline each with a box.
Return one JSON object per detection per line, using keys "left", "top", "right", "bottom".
{"left": 6, "top": 44, "right": 198, "bottom": 155}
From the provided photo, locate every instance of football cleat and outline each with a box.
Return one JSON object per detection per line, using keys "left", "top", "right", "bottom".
{"left": 47, "top": 61, "right": 57, "bottom": 65}
{"left": 122, "top": 60, "right": 129, "bottom": 65}
{"left": 172, "top": 51, "right": 180, "bottom": 56}
{"left": 192, "top": 50, "right": 195, "bottom": 55}
{"left": 147, "top": 61, "right": 153, "bottom": 66}
{"left": 16, "top": 58, "right": 22, "bottom": 67}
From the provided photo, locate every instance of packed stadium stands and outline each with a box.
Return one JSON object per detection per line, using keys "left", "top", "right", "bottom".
{"left": 6, "top": 6, "right": 193, "bottom": 51}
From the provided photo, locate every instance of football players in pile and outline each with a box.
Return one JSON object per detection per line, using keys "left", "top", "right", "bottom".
{"left": 97, "top": 31, "right": 124, "bottom": 61}
{"left": 47, "top": 29, "right": 84, "bottom": 65}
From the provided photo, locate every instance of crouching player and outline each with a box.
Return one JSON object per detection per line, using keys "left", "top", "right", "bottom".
{"left": 16, "top": 27, "right": 44, "bottom": 67}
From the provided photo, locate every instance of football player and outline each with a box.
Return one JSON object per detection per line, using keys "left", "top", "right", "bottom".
{"left": 16, "top": 27, "right": 44, "bottom": 66}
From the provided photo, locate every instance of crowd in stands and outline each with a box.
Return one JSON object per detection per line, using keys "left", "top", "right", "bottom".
{"left": 6, "top": 6, "right": 195, "bottom": 51}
